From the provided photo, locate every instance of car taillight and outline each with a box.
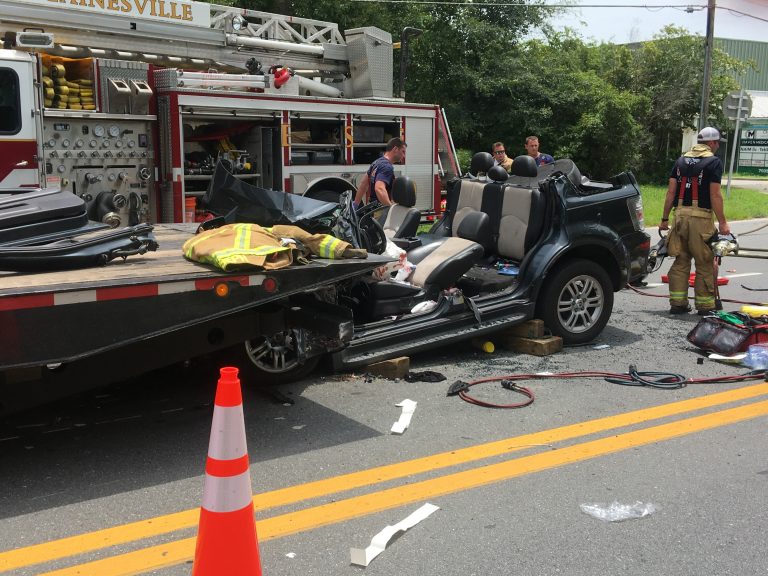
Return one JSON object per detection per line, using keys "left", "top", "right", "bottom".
{"left": 627, "top": 195, "right": 644, "bottom": 231}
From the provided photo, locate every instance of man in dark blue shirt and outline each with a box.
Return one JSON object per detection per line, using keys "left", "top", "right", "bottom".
{"left": 354, "top": 137, "right": 407, "bottom": 207}
{"left": 525, "top": 135, "right": 554, "bottom": 166}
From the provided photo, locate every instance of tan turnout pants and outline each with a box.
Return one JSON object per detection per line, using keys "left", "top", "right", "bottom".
{"left": 666, "top": 208, "right": 717, "bottom": 311}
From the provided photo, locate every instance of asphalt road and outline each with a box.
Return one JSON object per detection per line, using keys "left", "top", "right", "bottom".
{"left": 731, "top": 178, "right": 768, "bottom": 194}
{"left": 1, "top": 220, "right": 767, "bottom": 576}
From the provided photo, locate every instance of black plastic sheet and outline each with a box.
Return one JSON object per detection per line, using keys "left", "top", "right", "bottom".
{"left": 200, "top": 162, "right": 386, "bottom": 254}
{"left": 201, "top": 162, "right": 339, "bottom": 230}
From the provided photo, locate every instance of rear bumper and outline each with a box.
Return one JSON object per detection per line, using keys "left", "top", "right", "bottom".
{"left": 625, "top": 229, "right": 651, "bottom": 283}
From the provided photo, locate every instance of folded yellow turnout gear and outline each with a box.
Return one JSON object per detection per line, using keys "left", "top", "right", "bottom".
{"left": 271, "top": 225, "right": 367, "bottom": 259}
{"left": 182, "top": 223, "right": 294, "bottom": 271}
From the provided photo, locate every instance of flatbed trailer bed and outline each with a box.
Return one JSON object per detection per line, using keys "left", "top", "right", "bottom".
{"left": 0, "top": 224, "right": 383, "bottom": 412}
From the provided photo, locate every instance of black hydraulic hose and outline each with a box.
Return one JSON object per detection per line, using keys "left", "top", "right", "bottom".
{"left": 603, "top": 365, "right": 686, "bottom": 389}
{"left": 447, "top": 368, "right": 768, "bottom": 408}
{"left": 737, "top": 221, "right": 768, "bottom": 236}
{"left": 626, "top": 282, "right": 765, "bottom": 307}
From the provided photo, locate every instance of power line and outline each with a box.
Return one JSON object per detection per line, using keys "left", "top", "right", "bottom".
{"left": 350, "top": 0, "right": 768, "bottom": 22}
{"left": 349, "top": 1, "right": 768, "bottom": 25}
{"left": 349, "top": 1, "right": 707, "bottom": 8}
{"left": 723, "top": 8, "right": 768, "bottom": 24}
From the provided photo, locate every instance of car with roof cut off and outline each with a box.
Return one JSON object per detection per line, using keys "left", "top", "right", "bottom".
{"left": 245, "top": 152, "right": 651, "bottom": 378}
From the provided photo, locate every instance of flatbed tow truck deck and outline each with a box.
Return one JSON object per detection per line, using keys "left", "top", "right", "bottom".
{"left": 0, "top": 224, "right": 385, "bottom": 371}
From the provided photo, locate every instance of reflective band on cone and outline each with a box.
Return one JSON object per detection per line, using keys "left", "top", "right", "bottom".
{"left": 192, "top": 367, "right": 262, "bottom": 576}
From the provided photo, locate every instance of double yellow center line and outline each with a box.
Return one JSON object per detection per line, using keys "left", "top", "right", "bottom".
{"left": 3, "top": 382, "right": 768, "bottom": 575}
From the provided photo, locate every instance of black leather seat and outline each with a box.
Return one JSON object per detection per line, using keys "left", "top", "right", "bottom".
{"left": 379, "top": 176, "right": 421, "bottom": 240}
{"left": 363, "top": 217, "right": 485, "bottom": 319}
{"left": 408, "top": 236, "right": 484, "bottom": 294}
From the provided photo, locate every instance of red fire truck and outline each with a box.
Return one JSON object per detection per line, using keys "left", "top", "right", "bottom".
{"left": 0, "top": 0, "right": 459, "bottom": 227}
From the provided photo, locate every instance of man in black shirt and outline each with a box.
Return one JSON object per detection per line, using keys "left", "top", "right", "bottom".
{"left": 659, "top": 126, "right": 730, "bottom": 315}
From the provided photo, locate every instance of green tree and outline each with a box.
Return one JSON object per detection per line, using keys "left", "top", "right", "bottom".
{"left": 625, "top": 26, "right": 746, "bottom": 179}
{"left": 196, "top": 2, "right": 750, "bottom": 182}
{"left": 202, "top": 0, "right": 555, "bottom": 150}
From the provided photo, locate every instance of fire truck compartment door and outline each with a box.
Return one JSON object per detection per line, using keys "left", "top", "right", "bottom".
{"left": 0, "top": 54, "right": 39, "bottom": 189}
{"left": 402, "top": 116, "right": 434, "bottom": 212}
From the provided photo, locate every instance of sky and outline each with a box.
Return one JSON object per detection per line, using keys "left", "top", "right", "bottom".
{"left": 554, "top": 0, "right": 768, "bottom": 43}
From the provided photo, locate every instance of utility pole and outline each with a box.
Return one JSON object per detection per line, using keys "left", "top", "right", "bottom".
{"left": 698, "top": 0, "right": 716, "bottom": 129}
{"left": 398, "top": 27, "right": 422, "bottom": 100}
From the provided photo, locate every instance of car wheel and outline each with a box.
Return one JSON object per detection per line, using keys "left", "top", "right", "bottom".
{"left": 538, "top": 259, "right": 613, "bottom": 345}
{"left": 243, "top": 329, "right": 321, "bottom": 382}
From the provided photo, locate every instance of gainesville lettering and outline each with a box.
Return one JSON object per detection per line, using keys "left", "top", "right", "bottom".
{"left": 47, "top": 0, "right": 194, "bottom": 22}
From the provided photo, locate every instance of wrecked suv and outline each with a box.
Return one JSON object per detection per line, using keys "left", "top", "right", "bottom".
{"left": 244, "top": 155, "right": 650, "bottom": 378}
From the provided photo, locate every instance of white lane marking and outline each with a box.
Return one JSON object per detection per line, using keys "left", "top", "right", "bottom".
{"left": 723, "top": 272, "right": 763, "bottom": 279}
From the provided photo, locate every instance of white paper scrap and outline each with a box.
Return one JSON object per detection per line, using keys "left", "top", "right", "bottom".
{"left": 708, "top": 352, "right": 746, "bottom": 362}
{"left": 350, "top": 503, "right": 439, "bottom": 567}
{"left": 390, "top": 399, "right": 417, "bottom": 434}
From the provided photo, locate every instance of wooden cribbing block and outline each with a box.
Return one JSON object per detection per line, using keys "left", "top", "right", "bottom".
{"left": 502, "top": 335, "right": 563, "bottom": 356}
{"left": 366, "top": 356, "right": 410, "bottom": 379}
{"left": 503, "top": 319, "right": 546, "bottom": 339}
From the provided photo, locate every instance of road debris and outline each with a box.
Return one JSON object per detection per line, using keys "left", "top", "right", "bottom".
{"left": 390, "top": 399, "right": 417, "bottom": 434}
{"left": 350, "top": 503, "right": 439, "bottom": 566}
{"left": 580, "top": 501, "right": 657, "bottom": 522}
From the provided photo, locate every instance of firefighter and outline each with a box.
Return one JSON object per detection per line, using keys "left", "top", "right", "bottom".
{"left": 353, "top": 138, "right": 407, "bottom": 207}
{"left": 659, "top": 126, "right": 731, "bottom": 315}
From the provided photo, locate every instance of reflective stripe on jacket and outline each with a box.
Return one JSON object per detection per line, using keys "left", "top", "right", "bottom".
{"left": 183, "top": 223, "right": 293, "bottom": 271}
{"left": 271, "top": 225, "right": 361, "bottom": 259}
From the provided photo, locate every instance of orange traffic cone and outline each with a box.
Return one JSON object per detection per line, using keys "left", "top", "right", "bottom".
{"left": 192, "top": 367, "right": 262, "bottom": 576}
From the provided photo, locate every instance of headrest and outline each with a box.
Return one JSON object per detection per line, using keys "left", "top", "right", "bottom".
{"left": 510, "top": 155, "right": 537, "bottom": 177}
{"left": 391, "top": 176, "right": 416, "bottom": 207}
{"left": 487, "top": 165, "right": 509, "bottom": 183}
{"left": 455, "top": 210, "right": 492, "bottom": 252}
{"left": 469, "top": 152, "right": 494, "bottom": 176}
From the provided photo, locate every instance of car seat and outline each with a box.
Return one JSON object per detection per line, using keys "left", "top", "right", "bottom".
{"left": 468, "top": 152, "right": 494, "bottom": 177}
{"left": 362, "top": 233, "right": 484, "bottom": 320}
{"left": 379, "top": 176, "right": 420, "bottom": 240}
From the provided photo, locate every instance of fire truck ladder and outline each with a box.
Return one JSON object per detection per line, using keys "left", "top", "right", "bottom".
{"left": 0, "top": 1, "right": 352, "bottom": 74}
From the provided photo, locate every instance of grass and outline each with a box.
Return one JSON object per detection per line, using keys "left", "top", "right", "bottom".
{"left": 640, "top": 184, "right": 768, "bottom": 228}
{"left": 733, "top": 172, "right": 768, "bottom": 180}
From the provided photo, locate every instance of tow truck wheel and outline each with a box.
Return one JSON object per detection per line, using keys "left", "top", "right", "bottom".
{"left": 243, "top": 330, "right": 320, "bottom": 381}
{"left": 538, "top": 259, "right": 614, "bottom": 345}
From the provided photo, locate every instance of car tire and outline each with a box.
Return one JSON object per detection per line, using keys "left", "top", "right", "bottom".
{"left": 538, "top": 258, "right": 613, "bottom": 345}
{"left": 243, "top": 330, "right": 321, "bottom": 382}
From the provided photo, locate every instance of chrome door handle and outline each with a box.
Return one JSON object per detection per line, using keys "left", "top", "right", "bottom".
{"left": 15, "top": 160, "right": 29, "bottom": 167}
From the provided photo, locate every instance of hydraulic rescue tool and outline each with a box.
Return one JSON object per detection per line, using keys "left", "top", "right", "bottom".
{"left": 647, "top": 232, "right": 669, "bottom": 273}
{"left": 709, "top": 232, "right": 739, "bottom": 261}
